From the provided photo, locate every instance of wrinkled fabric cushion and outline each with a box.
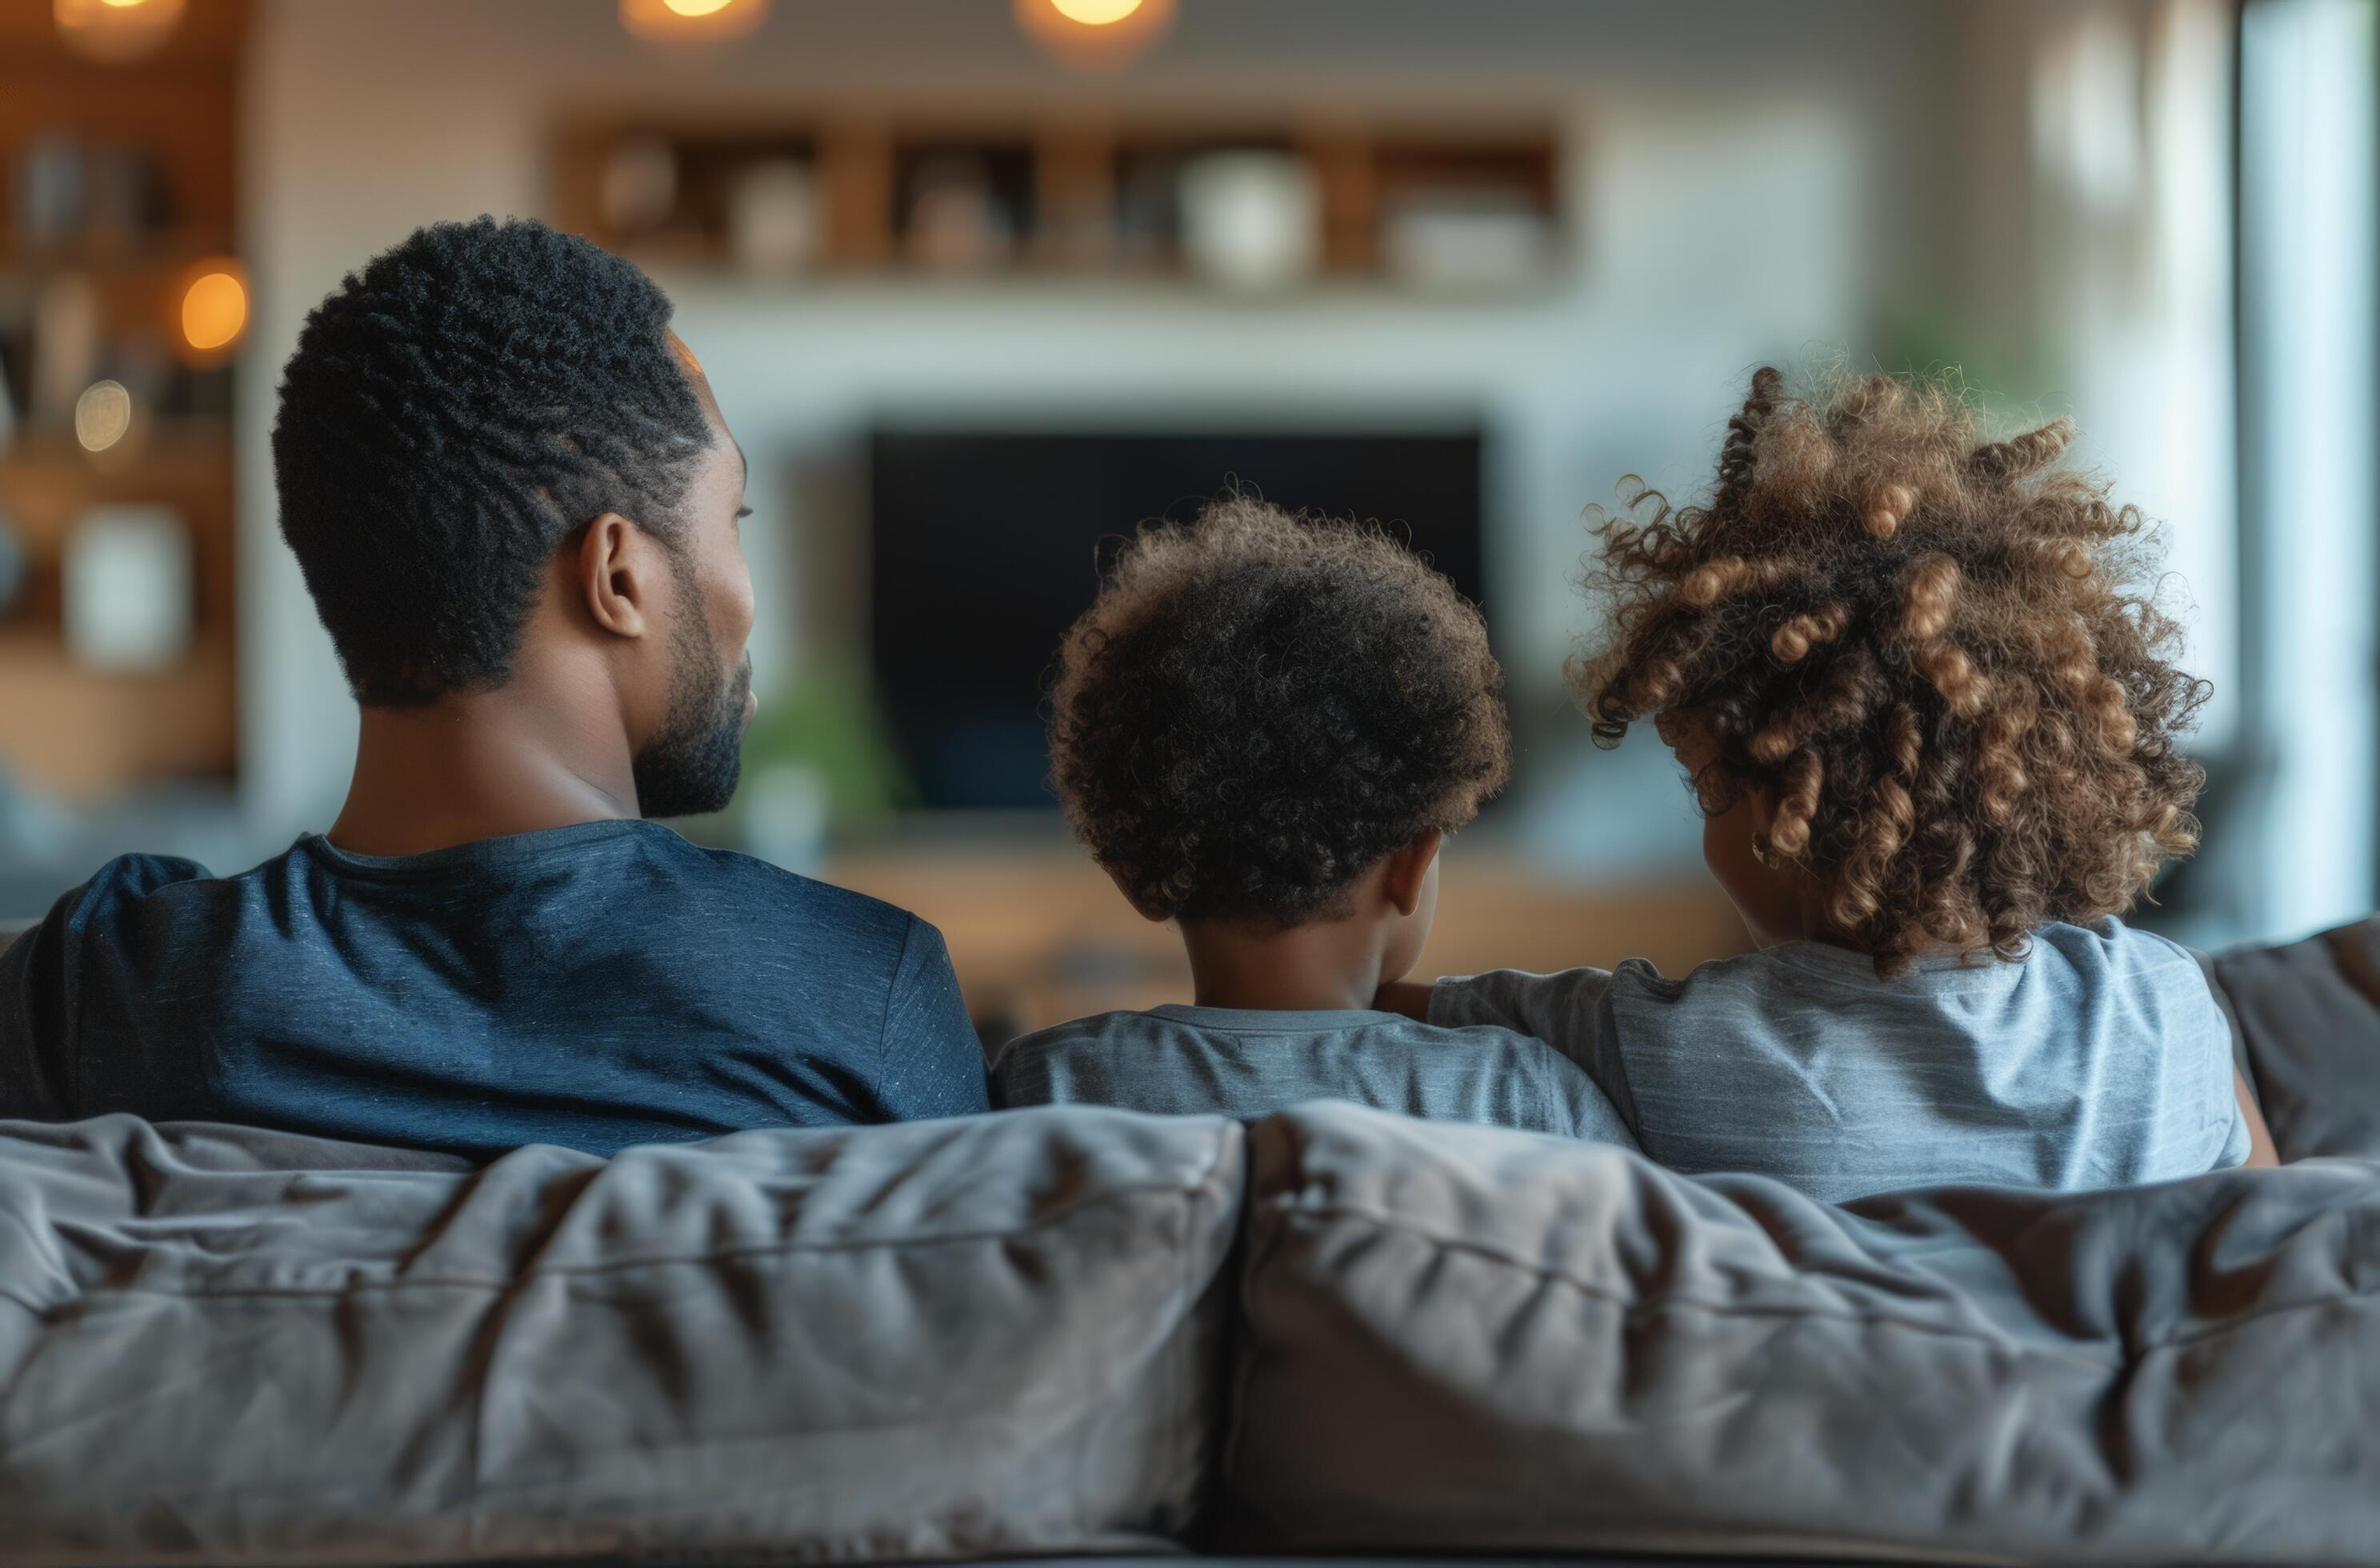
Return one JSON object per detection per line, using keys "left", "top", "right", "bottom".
{"left": 1224, "top": 1102, "right": 2380, "bottom": 1564}
{"left": 2208, "top": 917, "right": 2380, "bottom": 1160}
{"left": 0, "top": 1108, "right": 1242, "bottom": 1565}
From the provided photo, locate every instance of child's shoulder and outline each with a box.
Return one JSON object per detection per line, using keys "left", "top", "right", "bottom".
{"left": 1642, "top": 918, "right": 2202, "bottom": 990}
{"left": 2022, "top": 918, "right": 2222, "bottom": 1017}
{"left": 2026, "top": 915, "right": 2198, "bottom": 968}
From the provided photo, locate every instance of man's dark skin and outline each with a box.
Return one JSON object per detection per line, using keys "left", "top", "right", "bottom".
{"left": 329, "top": 336, "right": 758, "bottom": 857}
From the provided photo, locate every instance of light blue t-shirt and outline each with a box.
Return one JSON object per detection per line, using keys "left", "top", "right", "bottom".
{"left": 1430, "top": 919, "right": 2248, "bottom": 1203}
{"left": 991, "top": 1004, "right": 1640, "bottom": 1146}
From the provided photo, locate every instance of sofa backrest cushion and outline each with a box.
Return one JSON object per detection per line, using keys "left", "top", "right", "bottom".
{"left": 0, "top": 1106, "right": 1243, "bottom": 1564}
{"left": 1222, "top": 1100, "right": 2380, "bottom": 1565}
{"left": 2206, "top": 916, "right": 2380, "bottom": 1161}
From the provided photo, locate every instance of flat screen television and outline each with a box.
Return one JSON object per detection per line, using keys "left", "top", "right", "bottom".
{"left": 869, "top": 429, "right": 1486, "bottom": 810}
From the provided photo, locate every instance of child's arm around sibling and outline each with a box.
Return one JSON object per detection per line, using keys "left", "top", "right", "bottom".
{"left": 1398, "top": 366, "right": 2274, "bottom": 1196}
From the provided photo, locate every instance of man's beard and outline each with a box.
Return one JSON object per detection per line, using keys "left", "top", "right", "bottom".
{"left": 632, "top": 569, "right": 751, "bottom": 819}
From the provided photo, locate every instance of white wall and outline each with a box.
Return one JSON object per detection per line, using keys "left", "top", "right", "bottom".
{"left": 237, "top": 0, "right": 1956, "bottom": 864}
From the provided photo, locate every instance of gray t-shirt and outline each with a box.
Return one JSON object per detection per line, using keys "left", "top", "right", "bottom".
{"left": 1430, "top": 918, "right": 2249, "bottom": 1203}
{"left": 991, "top": 1003, "right": 1639, "bottom": 1146}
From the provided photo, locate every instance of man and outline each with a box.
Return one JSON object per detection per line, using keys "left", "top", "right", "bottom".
{"left": 0, "top": 218, "right": 989, "bottom": 1158}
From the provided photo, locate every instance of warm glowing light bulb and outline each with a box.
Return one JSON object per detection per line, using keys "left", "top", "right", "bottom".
{"left": 74, "top": 382, "right": 132, "bottom": 454}
{"left": 54, "top": 0, "right": 185, "bottom": 62}
{"left": 180, "top": 270, "right": 247, "bottom": 352}
{"left": 1015, "top": 0, "right": 1171, "bottom": 70}
{"left": 620, "top": 0, "right": 769, "bottom": 43}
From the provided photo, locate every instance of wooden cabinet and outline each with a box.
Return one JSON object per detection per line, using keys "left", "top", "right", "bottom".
{"left": 0, "top": 0, "right": 250, "bottom": 798}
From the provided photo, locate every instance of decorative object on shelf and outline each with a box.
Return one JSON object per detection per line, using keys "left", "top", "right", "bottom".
{"left": 1177, "top": 152, "right": 1321, "bottom": 292}
{"left": 13, "top": 132, "right": 86, "bottom": 246}
{"left": 618, "top": 0, "right": 770, "bottom": 46}
{"left": 8, "top": 136, "right": 167, "bottom": 252}
{"left": 739, "top": 763, "right": 830, "bottom": 873}
{"left": 736, "top": 660, "right": 914, "bottom": 870}
{"left": 53, "top": 0, "right": 186, "bottom": 64}
{"left": 598, "top": 134, "right": 679, "bottom": 236}
{"left": 63, "top": 504, "right": 194, "bottom": 673}
{"left": 0, "top": 509, "right": 25, "bottom": 622}
{"left": 174, "top": 258, "right": 248, "bottom": 361}
{"left": 30, "top": 271, "right": 102, "bottom": 425}
{"left": 1014, "top": 0, "right": 1174, "bottom": 73}
{"left": 81, "top": 144, "right": 167, "bottom": 245}
{"left": 727, "top": 158, "right": 820, "bottom": 276}
{"left": 902, "top": 154, "right": 1015, "bottom": 273}
{"left": 1382, "top": 190, "right": 1558, "bottom": 290}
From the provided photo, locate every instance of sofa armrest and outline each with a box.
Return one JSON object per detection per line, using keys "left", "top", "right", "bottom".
{"left": 2204, "top": 917, "right": 2380, "bottom": 1161}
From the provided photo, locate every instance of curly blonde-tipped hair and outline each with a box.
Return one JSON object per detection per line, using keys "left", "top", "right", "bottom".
{"left": 1574, "top": 368, "right": 2209, "bottom": 974}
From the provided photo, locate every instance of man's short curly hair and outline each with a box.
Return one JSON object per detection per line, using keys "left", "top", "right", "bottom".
{"left": 1050, "top": 497, "right": 1512, "bottom": 928}
{"left": 273, "top": 217, "right": 713, "bottom": 707}
{"left": 1575, "top": 367, "right": 2210, "bottom": 974}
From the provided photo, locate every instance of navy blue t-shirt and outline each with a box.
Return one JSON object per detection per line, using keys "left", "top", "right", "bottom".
{"left": 0, "top": 820, "right": 990, "bottom": 1159}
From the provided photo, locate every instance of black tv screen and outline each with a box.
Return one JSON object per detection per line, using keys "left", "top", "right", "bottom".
{"left": 869, "top": 429, "right": 1486, "bottom": 810}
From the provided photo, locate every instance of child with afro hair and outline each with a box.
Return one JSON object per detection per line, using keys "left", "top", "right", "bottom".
{"left": 990, "top": 497, "right": 1634, "bottom": 1145}
{"left": 1385, "top": 369, "right": 2274, "bottom": 1200}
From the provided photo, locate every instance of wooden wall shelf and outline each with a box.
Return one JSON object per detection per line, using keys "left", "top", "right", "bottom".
{"left": 554, "top": 110, "right": 1565, "bottom": 292}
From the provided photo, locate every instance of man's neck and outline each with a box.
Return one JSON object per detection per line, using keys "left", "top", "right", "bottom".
{"left": 1179, "top": 917, "right": 1384, "bottom": 1013}
{"left": 326, "top": 663, "right": 639, "bottom": 858}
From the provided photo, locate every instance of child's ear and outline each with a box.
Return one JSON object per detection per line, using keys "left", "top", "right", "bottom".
{"left": 1382, "top": 830, "right": 1443, "bottom": 918}
{"left": 1102, "top": 865, "right": 1172, "bottom": 923}
{"left": 1744, "top": 787, "right": 1778, "bottom": 837}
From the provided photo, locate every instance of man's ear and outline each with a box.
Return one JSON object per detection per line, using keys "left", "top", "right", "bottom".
{"left": 1382, "top": 830, "right": 1443, "bottom": 918}
{"left": 578, "top": 513, "right": 658, "bottom": 640}
{"left": 1103, "top": 865, "right": 1172, "bottom": 923}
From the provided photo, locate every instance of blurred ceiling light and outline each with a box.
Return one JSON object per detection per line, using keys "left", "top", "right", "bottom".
{"left": 1015, "top": 0, "right": 1174, "bottom": 72}
{"left": 1052, "top": 0, "right": 1144, "bottom": 22}
{"left": 53, "top": 0, "right": 186, "bottom": 63}
{"left": 620, "top": 0, "right": 769, "bottom": 44}
{"left": 177, "top": 261, "right": 249, "bottom": 357}
{"left": 74, "top": 380, "right": 133, "bottom": 454}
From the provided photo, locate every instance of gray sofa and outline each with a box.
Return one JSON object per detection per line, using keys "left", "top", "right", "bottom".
{"left": 2, "top": 919, "right": 2376, "bottom": 1566}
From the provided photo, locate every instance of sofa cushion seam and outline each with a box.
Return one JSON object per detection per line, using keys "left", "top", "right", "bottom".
{"left": 1257, "top": 1197, "right": 2380, "bottom": 1366}
{"left": 15, "top": 1168, "right": 1242, "bottom": 1310}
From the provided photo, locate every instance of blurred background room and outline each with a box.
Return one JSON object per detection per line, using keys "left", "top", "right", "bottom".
{"left": 0, "top": 0, "right": 2374, "bottom": 1044}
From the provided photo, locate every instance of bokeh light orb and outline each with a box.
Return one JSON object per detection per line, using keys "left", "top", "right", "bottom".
{"left": 74, "top": 381, "right": 133, "bottom": 454}
{"left": 1052, "top": 0, "right": 1144, "bottom": 22}
{"left": 620, "top": 0, "right": 769, "bottom": 43}
{"left": 179, "top": 265, "right": 248, "bottom": 354}
{"left": 1015, "top": 0, "right": 1174, "bottom": 71}
{"left": 54, "top": 0, "right": 186, "bottom": 63}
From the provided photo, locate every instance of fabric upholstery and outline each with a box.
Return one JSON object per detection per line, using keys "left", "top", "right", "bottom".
{"left": 0, "top": 1108, "right": 1242, "bottom": 1564}
{"left": 2206, "top": 916, "right": 2380, "bottom": 1160}
{"left": 1223, "top": 1100, "right": 2380, "bottom": 1564}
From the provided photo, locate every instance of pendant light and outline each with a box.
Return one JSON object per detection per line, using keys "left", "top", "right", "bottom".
{"left": 54, "top": 0, "right": 186, "bottom": 64}
{"left": 1014, "top": 0, "right": 1175, "bottom": 73}
{"left": 620, "top": 0, "right": 771, "bottom": 46}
